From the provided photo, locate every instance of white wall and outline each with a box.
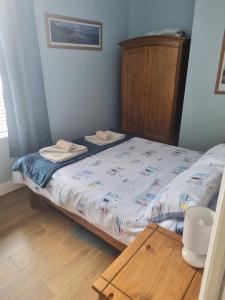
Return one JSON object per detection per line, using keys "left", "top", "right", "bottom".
{"left": 33, "top": 0, "right": 130, "bottom": 142}
{"left": 179, "top": 0, "right": 225, "bottom": 151}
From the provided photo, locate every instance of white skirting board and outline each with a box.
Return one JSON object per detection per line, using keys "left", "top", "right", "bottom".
{"left": 0, "top": 181, "right": 24, "bottom": 197}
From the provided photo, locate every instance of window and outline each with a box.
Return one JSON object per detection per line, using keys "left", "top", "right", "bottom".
{"left": 0, "top": 76, "right": 8, "bottom": 138}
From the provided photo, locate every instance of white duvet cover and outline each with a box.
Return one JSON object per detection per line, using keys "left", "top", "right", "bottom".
{"left": 14, "top": 137, "right": 202, "bottom": 245}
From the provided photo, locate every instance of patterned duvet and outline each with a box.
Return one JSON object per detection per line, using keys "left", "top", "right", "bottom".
{"left": 14, "top": 137, "right": 202, "bottom": 245}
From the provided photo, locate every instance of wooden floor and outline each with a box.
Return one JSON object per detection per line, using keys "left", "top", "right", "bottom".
{"left": 0, "top": 188, "right": 119, "bottom": 300}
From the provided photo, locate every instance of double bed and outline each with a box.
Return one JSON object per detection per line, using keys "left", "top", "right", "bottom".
{"left": 13, "top": 136, "right": 222, "bottom": 250}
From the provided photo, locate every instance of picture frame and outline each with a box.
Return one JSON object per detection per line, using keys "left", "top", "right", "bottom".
{"left": 215, "top": 32, "right": 225, "bottom": 94}
{"left": 45, "top": 13, "right": 102, "bottom": 51}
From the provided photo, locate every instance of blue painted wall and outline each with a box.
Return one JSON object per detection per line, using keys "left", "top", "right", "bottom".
{"left": 33, "top": 0, "right": 130, "bottom": 142}
{"left": 129, "top": 0, "right": 196, "bottom": 37}
{"left": 179, "top": 0, "right": 225, "bottom": 151}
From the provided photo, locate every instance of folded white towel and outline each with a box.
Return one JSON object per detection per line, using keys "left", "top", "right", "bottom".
{"left": 56, "top": 139, "right": 78, "bottom": 152}
{"left": 85, "top": 131, "right": 125, "bottom": 146}
{"left": 96, "top": 130, "right": 112, "bottom": 141}
{"left": 39, "top": 144, "right": 87, "bottom": 163}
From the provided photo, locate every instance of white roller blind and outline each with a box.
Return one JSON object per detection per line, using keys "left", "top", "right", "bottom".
{"left": 0, "top": 76, "right": 8, "bottom": 138}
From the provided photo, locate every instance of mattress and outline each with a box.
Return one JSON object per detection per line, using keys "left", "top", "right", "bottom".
{"left": 13, "top": 137, "right": 202, "bottom": 245}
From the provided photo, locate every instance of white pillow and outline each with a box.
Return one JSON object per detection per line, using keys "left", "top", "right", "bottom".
{"left": 145, "top": 163, "right": 222, "bottom": 222}
{"left": 195, "top": 143, "right": 225, "bottom": 167}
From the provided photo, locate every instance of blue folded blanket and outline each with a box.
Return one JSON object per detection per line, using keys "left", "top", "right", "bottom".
{"left": 13, "top": 134, "right": 133, "bottom": 188}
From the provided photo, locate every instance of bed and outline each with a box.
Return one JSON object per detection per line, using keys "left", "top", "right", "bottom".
{"left": 13, "top": 136, "right": 222, "bottom": 251}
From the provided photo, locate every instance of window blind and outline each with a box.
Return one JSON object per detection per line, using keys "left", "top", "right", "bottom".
{"left": 0, "top": 77, "right": 8, "bottom": 137}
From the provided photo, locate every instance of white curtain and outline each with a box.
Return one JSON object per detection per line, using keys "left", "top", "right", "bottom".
{"left": 0, "top": 0, "right": 52, "bottom": 157}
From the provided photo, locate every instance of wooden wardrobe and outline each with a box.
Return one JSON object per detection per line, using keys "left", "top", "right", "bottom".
{"left": 119, "top": 35, "right": 190, "bottom": 145}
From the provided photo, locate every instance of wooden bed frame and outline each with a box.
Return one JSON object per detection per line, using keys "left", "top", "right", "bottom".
{"left": 29, "top": 191, "right": 127, "bottom": 252}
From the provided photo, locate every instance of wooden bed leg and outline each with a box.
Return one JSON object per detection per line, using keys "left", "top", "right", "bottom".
{"left": 29, "top": 192, "right": 41, "bottom": 209}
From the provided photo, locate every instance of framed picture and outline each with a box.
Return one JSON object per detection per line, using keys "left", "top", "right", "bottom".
{"left": 45, "top": 13, "right": 102, "bottom": 50}
{"left": 215, "top": 32, "right": 225, "bottom": 94}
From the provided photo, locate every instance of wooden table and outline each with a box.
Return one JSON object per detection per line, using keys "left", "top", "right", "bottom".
{"left": 93, "top": 224, "right": 203, "bottom": 300}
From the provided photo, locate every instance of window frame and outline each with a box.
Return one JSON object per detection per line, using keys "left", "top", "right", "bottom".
{"left": 0, "top": 75, "right": 8, "bottom": 139}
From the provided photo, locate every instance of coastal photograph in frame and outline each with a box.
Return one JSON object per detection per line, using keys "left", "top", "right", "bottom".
{"left": 215, "top": 32, "right": 225, "bottom": 94}
{"left": 46, "top": 14, "right": 102, "bottom": 50}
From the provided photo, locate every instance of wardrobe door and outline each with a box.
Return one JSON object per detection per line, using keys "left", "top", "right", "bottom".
{"left": 121, "top": 47, "right": 149, "bottom": 135}
{"left": 144, "top": 46, "right": 178, "bottom": 143}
